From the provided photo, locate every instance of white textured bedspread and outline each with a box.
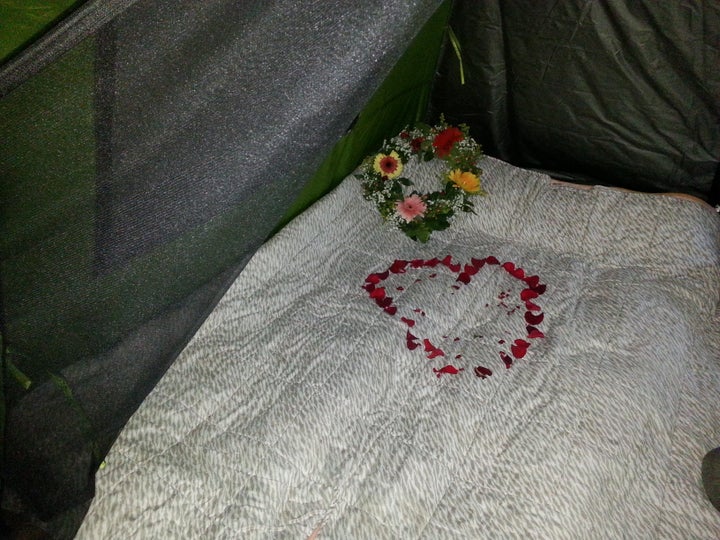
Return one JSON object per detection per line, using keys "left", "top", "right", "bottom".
{"left": 79, "top": 157, "right": 720, "bottom": 539}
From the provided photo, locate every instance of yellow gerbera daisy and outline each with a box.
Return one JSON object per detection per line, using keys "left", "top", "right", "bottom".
{"left": 448, "top": 169, "right": 481, "bottom": 193}
{"left": 373, "top": 151, "right": 403, "bottom": 179}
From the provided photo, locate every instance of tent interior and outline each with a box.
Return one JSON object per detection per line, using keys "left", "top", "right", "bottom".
{"left": 1, "top": 1, "right": 719, "bottom": 538}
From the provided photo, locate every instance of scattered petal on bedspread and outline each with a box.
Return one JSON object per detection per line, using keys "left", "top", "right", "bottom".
{"left": 433, "top": 365, "right": 463, "bottom": 377}
{"left": 474, "top": 365, "right": 493, "bottom": 378}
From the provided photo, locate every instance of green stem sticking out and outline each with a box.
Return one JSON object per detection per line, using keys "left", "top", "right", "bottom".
{"left": 447, "top": 26, "right": 465, "bottom": 85}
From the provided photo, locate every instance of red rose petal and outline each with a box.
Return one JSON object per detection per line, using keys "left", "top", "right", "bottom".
{"left": 433, "top": 364, "right": 463, "bottom": 377}
{"left": 511, "top": 267, "right": 525, "bottom": 279}
{"left": 527, "top": 326, "right": 545, "bottom": 339}
{"left": 366, "top": 273, "right": 382, "bottom": 285}
{"left": 376, "top": 297, "right": 392, "bottom": 308}
{"left": 520, "top": 289, "right": 539, "bottom": 301}
{"left": 362, "top": 283, "right": 375, "bottom": 293}
{"left": 525, "top": 300, "right": 542, "bottom": 312}
{"left": 400, "top": 317, "right": 415, "bottom": 327}
{"left": 486, "top": 256, "right": 499, "bottom": 265}
{"left": 424, "top": 257, "right": 440, "bottom": 267}
{"left": 411, "top": 259, "right": 425, "bottom": 268}
{"left": 389, "top": 259, "right": 408, "bottom": 273}
{"left": 457, "top": 273, "right": 471, "bottom": 284}
{"left": 464, "top": 263, "right": 479, "bottom": 276}
{"left": 524, "top": 275, "right": 540, "bottom": 288}
{"left": 525, "top": 311, "right": 545, "bottom": 325}
{"left": 510, "top": 339, "right": 530, "bottom": 359}
{"left": 533, "top": 284, "right": 547, "bottom": 295}
{"left": 369, "top": 287, "right": 386, "bottom": 299}
{"left": 474, "top": 365, "right": 493, "bottom": 378}
{"left": 470, "top": 257, "right": 486, "bottom": 269}
{"left": 502, "top": 261, "right": 515, "bottom": 273}
{"left": 406, "top": 331, "right": 420, "bottom": 350}
{"left": 423, "top": 339, "right": 445, "bottom": 359}
{"left": 384, "top": 306, "right": 397, "bottom": 316}
{"left": 441, "top": 255, "right": 453, "bottom": 267}
{"left": 499, "top": 351, "right": 513, "bottom": 369}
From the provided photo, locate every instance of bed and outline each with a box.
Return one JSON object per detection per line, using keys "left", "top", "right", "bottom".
{"left": 77, "top": 155, "right": 720, "bottom": 538}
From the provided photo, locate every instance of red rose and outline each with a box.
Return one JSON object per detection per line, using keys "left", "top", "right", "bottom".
{"left": 410, "top": 137, "right": 424, "bottom": 153}
{"left": 432, "top": 127, "right": 464, "bottom": 157}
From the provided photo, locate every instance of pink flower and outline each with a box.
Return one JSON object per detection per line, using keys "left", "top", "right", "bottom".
{"left": 395, "top": 194, "right": 427, "bottom": 222}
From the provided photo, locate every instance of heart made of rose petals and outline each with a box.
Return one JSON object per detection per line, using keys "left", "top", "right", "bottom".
{"left": 363, "top": 255, "right": 547, "bottom": 379}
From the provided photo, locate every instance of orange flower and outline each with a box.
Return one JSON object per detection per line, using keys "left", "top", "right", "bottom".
{"left": 373, "top": 151, "right": 403, "bottom": 178}
{"left": 448, "top": 169, "right": 481, "bottom": 193}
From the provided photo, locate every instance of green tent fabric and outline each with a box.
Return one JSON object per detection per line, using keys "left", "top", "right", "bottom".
{"left": 431, "top": 0, "right": 720, "bottom": 200}
{"left": 1, "top": 1, "right": 718, "bottom": 537}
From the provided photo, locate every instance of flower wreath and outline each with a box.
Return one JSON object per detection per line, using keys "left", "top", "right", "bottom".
{"left": 357, "top": 118, "right": 486, "bottom": 242}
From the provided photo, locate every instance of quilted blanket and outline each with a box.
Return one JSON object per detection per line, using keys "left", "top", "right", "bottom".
{"left": 78, "top": 157, "right": 720, "bottom": 539}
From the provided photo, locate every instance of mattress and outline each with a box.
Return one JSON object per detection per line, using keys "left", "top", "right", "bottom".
{"left": 78, "top": 156, "right": 720, "bottom": 538}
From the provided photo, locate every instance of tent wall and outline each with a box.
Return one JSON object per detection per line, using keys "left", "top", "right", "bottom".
{"left": 0, "top": 0, "right": 448, "bottom": 535}
{"left": 431, "top": 0, "right": 720, "bottom": 201}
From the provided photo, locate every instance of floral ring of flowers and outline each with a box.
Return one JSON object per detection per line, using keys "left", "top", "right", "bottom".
{"left": 356, "top": 119, "right": 486, "bottom": 243}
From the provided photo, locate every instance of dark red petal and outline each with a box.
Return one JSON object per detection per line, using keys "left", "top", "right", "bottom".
{"left": 366, "top": 273, "right": 382, "bottom": 285}
{"left": 449, "top": 263, "right": 461, "bottom": 272}
{"left": 524, "top": 275, "right": 540, "bottom": 288}
{"left": 502, "top": 262, "right": 515, "bottom": 273}
{"left": 533, "top": 284, "right": 547, "bottom": 295}
{"left": 527, "top": 326, "right": 545, "bottom": 339}
{"left": 457, "top": 273, "right": 471, "bottom": 284}
{"left": 369, "top": 287, "right": 386, "bottom": 299}
{"left": 384, "top": 306, "right": 397, "bottom": 316}
{"left": 499, "top": 351, "right": 513, "bottom": 368}
{"left": 406, "top": 330, "right": 420, "bottom": 350}
{"left": 520, "top": 289, "right": 539, "bottom": 301}
{"left": 511, "top": 267, "right": 525, "bottom": 279}
{"left": 510, "top": 344, "right": 528, "bottom": 359}
{"left": 423, "top": 339, "right": 445, "bottom": 359}
{"left": 464, "top": 264, "right": 479, "bottom": 276}
{"left": 396, "top": 286, "right": 404, "bottom": 291}
{"left": 424, "top": 257, "right": 440, "bottom": 267}
{"left": 486, "top": 256, "right": 499, "bottom": 265}
{"left": 362, "top": 283, "right": 375, "bottom": 293}
{"left": 441, "top": 255, "right": 453, "bottom": 267}
{"left": 411, "top": 259, "right": 424, "bottom": 268}
{"left": 471, "top": 257, "right": 486, "bottom": 269}
{"left": 474, "top": 365, "right": 493, "bottom": 378}
{"left": 400, "top": 317, "right": 415, "bottom": 327}
{"left": 525, "top": 311, "right": 545, "bottom": 325}
{"left": 376, "top": 296, "right": 392, "bottom": 308}
{"left": 433, "top": 365, "right": 463, "bottom": 377}
{"left": 389, "top": 259, "right": 408, "bottom": 273}
{"left": 525, "top": 300, "right": 542, "bottom": 312}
